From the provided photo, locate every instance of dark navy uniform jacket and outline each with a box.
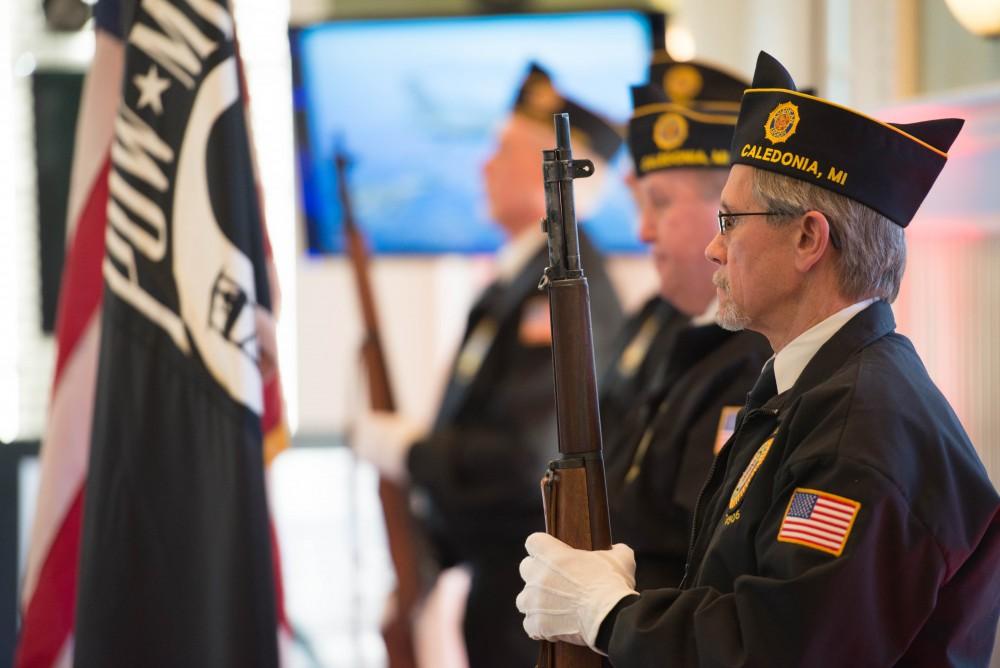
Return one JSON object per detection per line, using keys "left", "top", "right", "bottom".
{"left": 598, "top": 300, "right": 1000, "bottom": 667}
{"left": 599, "top": 297, "right": 687, "bottom": 454}
{"left": 599, "top": 297, "right": 772, "bottom": 590}
{"left": 407, "top": 231, "right": 622, "bottom": 668}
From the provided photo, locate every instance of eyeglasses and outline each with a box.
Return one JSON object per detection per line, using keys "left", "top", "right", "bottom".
{"left": 716, "top": 211, "right": 790, "bottom": 235}
{"left": 716, "top": 210, "right": 841, "bottom": 250}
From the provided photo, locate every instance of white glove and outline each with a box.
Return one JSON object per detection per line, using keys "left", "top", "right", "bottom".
{"left": 352, "top": 410, "right": 423, "bottom": 483}
{"left": 516, "top": 532, "right": 638, "bottom": 652}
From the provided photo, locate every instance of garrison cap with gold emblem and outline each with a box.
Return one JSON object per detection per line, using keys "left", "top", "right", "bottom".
{"left": 513, "top": 62, "right": 623, "bottom": 162}
{"left": 627, "top": 57, "right": 748, "bottom": 177}
{"left": 732, "top": 51, "right": 964, "bottom": 227}
{"left": 649, "top": 53, "right": 748, "bottom": 106}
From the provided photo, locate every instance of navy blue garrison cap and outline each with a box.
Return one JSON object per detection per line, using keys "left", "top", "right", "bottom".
{"left": 731, "top": 51, "right": 964, "bottom": 227}
{"left": 648, "top": 52, "right": 748, "bottom": 107}
{"left": 513, "top": 63, "right": 623, "bottom": 162}
{"left": 628, "top": 56, "right": 748, "bottom": 176}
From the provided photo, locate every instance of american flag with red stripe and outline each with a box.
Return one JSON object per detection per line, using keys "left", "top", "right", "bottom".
{"left": 777, "top": 488, "right": 861, "bottom": 557}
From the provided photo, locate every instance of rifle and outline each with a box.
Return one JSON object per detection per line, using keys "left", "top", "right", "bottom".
{"left": 537, "top": 113, "right": 612, "bottom": 668}
{"left": 335, "top": 151, "right": 420, "bottom": 668}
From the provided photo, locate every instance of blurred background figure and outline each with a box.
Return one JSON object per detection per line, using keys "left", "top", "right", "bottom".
{"left": 353, "top": 62, "right": 624, "bottom": 668}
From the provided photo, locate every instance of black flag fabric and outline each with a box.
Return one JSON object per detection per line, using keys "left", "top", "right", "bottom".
{"left": 74, "top": 0, "right": 279, "bottom": 666}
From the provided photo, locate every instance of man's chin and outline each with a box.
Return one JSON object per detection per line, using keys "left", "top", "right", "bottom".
{"left": 717, "top": 303, "right": 751, "bottom": 332}
{"left": 717, "top": 317, "right": 745, "bottom": 332}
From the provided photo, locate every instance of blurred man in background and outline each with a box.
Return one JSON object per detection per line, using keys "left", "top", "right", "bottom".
{"left": 355, "top": 63, "right": 623, "bottom": 668}
{"left": 597, "top": 56, "right": 771, "bottom": 592}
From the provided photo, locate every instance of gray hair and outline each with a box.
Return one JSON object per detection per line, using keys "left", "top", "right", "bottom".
{"left": 750, "top": 168, "right": 906, "bottom": 303}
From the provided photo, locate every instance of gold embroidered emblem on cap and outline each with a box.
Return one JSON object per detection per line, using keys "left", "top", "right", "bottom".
{"left": 764, "top": 101, "right": 800, "bottom": 144}
{"left": 664, "top": 64, "right": 703, "bottom": 102}
{"left": 728, "top": 435, "right": 775, "bottom": 510}
{"left": 653, "top": 112, "right": 689, "bottom": 151}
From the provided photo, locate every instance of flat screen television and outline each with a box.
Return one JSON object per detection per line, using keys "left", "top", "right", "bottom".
{"left": 290, "top": 10, "right": 659, "bottom": 254}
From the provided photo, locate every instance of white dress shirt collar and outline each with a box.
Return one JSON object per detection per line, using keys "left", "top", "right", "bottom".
{"left": 772, "top": 298, "right": 878, "bottom": 394}
{"left": 496, "top": 227, "right": 546, "bottom": 284}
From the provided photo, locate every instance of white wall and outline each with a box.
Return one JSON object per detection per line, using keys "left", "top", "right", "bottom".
{"left": 668, "top": 0, "right": 821, "bottom": 90}
{"left": 669, "top": 0, "right": 923, "bottom": 109}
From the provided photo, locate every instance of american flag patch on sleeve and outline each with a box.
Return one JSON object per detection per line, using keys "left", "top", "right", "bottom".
{"left": 777, "top": 488, "right": 861, "bottom": 557}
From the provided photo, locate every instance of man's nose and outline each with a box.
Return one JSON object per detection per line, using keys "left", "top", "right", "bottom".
{"left": 705, "top": 232, "right": 726, "bottom": 265}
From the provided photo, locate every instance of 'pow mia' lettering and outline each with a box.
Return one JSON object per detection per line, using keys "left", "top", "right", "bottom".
{"left": 109, "top": 108, "right": 171, "bottom": 262}
{"left": 104, "top": 0, "right": 265, "bottom": 414}
{"left": 129, "top": 0, "right": 233, "bottom": 89}
{"left": 105, "top": 103, "right": 190, "bottom": 352}
{"left": 104, "top": 0, "right": 234, "bottom": 358}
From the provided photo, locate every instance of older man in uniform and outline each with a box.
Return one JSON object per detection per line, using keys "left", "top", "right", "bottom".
{"left": 598, "top": 56, "right": 771, "bottom": 591}
{"left": 356, "top": 63, "right": 622, "bottom": 668}
{"left": 517, "top": 51, "right": 1000, "bottom": 666}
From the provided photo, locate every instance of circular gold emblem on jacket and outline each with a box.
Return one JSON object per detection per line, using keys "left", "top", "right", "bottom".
{"left": 764, "top": 101, "right": 800, "bottom": 144}
{"left": 653, "top": 112, "right": 689, "bottom": 151}
{"left": 664, "top": 64, "right": 703, "bottom": 102}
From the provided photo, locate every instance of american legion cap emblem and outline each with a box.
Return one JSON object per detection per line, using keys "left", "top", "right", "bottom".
{"left": 652, "top": 112, "right": 689, "bottom": 151}
{"left": 764, "top": 101, "right": 800, "bottom": 144}
{"left": 663, "top": 64, "right": 704, "bottom": 103}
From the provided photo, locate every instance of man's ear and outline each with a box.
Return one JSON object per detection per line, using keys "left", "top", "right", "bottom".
{"left": 793, "top": 211, "right": 835, "bottom": 273}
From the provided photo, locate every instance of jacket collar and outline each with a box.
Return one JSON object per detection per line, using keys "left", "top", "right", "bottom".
{"left": 766, "top": 299, "right": 896, "bottom": 409}
{"left": 772, "top": 298, "right": 877, "bottom": 394}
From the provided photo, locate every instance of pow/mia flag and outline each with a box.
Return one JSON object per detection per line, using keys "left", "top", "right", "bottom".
{"left": 75, "top": 1, "right": 278, "bottom": 666}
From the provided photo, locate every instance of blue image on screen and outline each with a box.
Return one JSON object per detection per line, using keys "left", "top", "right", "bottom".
{"left": 292, "top": 12, "right": 654, "bottom": 254}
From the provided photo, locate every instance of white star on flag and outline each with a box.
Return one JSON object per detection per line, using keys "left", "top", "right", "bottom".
{"left": 133, "top": 64, "right": 170, "bottom": 115}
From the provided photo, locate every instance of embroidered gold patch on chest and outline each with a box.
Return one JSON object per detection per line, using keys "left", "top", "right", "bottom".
{"left": 728, "top": 435, "right": 774, "bottom": 510}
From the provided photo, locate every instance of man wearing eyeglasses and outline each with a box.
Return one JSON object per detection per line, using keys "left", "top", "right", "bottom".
{"left": 597, "top": 56, "right": 771, "bottom": 594}
{"left": 518, "top": 51, "right": 1000, "bottom": 666}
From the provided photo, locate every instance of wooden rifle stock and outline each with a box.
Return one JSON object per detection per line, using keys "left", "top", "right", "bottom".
{"left": 335, "top": 152, "right": 420, "bottom": 668}
{"left": 537, "top": 114, "right": 612, "bottom": 668}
